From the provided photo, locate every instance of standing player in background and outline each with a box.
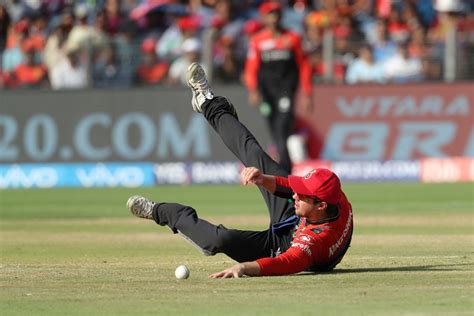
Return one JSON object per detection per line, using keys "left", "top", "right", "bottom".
{"left": 127, "top": 63, "right": 353, "bottom": 278}
{"left": 245, "top": 1, "right": 313, "bottom": 173}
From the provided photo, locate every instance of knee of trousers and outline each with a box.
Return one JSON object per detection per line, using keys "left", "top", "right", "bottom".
{"left": 212, "top": 227, "right": 238, "bottom": 252}
{"left": 174, "top": 206, "right": 199, "bottom": 225}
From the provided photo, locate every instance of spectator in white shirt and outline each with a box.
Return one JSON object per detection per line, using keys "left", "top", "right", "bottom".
{"left": 168, "top": 37, "right": 205, "bottom": 86}
{"left": 383, "top": 43, "right": 423, "bottom": 83}
{"left": 50, "top": 43, "right": 88, "bottom": 90}
{"left": 346, "top": 45, "right": 385, "bottom": 84}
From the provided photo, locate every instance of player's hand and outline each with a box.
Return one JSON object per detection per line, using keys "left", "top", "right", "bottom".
{"left": 241, "top": 167, "right": 264, "bottom": 186}
{"left": 248, "top": 90, "right": 261, "bottom": 107}
{"left": 209, "top": 263, "right": 245, "bottom": 279}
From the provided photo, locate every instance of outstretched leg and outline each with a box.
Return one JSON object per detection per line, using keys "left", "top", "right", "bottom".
{"left": 127, "top": 196, "right": 271, "bottom": 262}
{"left": 203, "top": 97, "right": 287, "bottom": 177}
{"left": 187, "top": 63, "right": 294, "bottom": 224}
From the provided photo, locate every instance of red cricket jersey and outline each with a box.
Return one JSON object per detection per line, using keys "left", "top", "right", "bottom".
{"left": 244, "top": 28, "right": 312, "bottom": 96}
{"left": 256, "top": 177, "right": 353, "bottom": 276}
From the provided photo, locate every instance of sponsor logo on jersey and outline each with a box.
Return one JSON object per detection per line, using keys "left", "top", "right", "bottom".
{"left": 291, "top": 242, "right": 312, "bottom": 257}
{"left": 328, "top": 211, "right": 353, "bottom": 256}
{"left": 261, "top": 49, "right": 291, "bottom": 62}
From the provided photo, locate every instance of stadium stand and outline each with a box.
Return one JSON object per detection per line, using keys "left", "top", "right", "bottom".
{"left": 0, "top": 0, "right": 472, "bottom": 90}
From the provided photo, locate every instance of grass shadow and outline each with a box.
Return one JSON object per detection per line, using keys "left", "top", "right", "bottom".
{"left": 329, "top": 262, "right": 473, "bottom": 274}
{"left": 287, "top": 262, "right": 474, "bottom": 277}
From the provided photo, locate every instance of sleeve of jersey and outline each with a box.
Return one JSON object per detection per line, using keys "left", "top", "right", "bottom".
{"left": 274, "top": 176, "right": 293, "bottom": 199}
{"left": 256, "top": 246, "right": 314, "bottom": 276}
{"left": 244, "top": 37, "right": 260, "bottom": 91}
{"left": 275, "top": 176, "right": 290, "bottom": 188}
{"left": 293, "top": 35, "right": 313, "bottom": 96}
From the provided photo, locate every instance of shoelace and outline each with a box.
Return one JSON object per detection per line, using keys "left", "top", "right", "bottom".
{"left": 191, "top": 69, "right": 209, "bottom": 91}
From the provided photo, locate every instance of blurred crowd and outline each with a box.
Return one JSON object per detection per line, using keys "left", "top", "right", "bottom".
{"left": 0, "top": 0, "right": 473, "bottom": 90}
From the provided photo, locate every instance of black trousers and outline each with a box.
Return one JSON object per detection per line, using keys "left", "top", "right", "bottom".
{"left": 152, "top": 96, "right": 296, "bottom": 263}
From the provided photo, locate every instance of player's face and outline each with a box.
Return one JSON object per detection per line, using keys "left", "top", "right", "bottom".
{"left": 293, "top": 193, "right": 328, "bottom": 221}
{"left": 293, "top": 193, "right": 318, "bottom": 218}
{"left": 263, "top": 11, "right": 281, "bottom": 29}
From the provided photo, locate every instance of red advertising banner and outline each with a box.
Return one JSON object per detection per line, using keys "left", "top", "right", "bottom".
{"left": 421, "top": 157, "right": 474, "bottom": 183}
{"left": 296, "top": 83, "right": 474, "bottom": 160}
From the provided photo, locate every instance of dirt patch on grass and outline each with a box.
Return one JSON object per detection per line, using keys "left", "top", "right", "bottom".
{"left": 354, "top": 234, "right": 473, "bottom": 245}
{"left": 355, "top": 215, "right": 473, "bottom": 227}
{"left": 3, "top": 214, "right": 472, "bottom": 233}
{"left": 1, "top": 231, "right": 181, "bottom": 244}
{"left": 2, "top": 216, "right": 270, "bottom": 227}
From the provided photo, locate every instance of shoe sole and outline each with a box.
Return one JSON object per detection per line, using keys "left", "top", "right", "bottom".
{"left": 126, "top": 195, "right": 139, "bottom": 210}
{"left": 187, "top": 63, "right": 205, "bottom": 112}
{"left": 127, "top": 195, "right": 155, "bottom": 219}
{"left": 187, "top": 63, "right": 202, "bottom": 85}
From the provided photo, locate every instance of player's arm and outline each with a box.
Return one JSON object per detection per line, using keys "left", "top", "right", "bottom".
{"left": 209, "top": 247, "right": 313, "bottom": 278}
{"left": 244, "top": 36, "right": 261, "bottom": 107}
{"left": 256, "top": 246, "right": 314, "bottom": 276}
{"left": 293, "top": 33, "right": 312, "bottom": 97}
{"left": 240, "top": 167, "right": 293, "bottom": 198}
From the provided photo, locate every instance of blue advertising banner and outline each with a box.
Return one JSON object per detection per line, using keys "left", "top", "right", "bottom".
{"left": 293, "top": 160, "right": 421, "bottom": 182}
{"left": 0, "top": 161, "right": 243, "bottom": 188}
{"left": 2, "top": 158, "right": 470, "bottom": 188}
{"left": 331, "top": 160, "right": 420, "bottom": 182}
{"left": 0, "top": 163, "right": 155, "bottom": 189}
{"left": 153, "top": 161, "right": 242, "bottom": 185}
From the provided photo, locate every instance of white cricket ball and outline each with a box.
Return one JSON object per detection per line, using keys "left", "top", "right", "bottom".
{"left": 175, "top": 265, "right": 190, "bottom": 280}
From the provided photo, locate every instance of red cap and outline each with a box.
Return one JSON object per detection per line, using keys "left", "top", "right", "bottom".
{"left": 141, "top": 38, "right": 156, "bottom": 53}
{"left": 177, "top": 16, "right": 200, "bottom": 31}
{"left": 22, "top": 38, "right": 37, "bottom": 53}
{"left": 288, "top": 168, "right": 342, "bottom": 204}
{"left": 15, "top": 20, "right": 29, "bottom": 33}
{"left": 259, "top": 2, "right": 282, "bottom": 15}
{"left": 210, "top": 16, "right": 226, "bottom": 28}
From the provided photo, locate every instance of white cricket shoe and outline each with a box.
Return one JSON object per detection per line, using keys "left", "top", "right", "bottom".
{"left": 187, "top": 62, "right": 214, "bottom": 113}
{"left": 127, "top": 195, "right": 155, "bottom": 220}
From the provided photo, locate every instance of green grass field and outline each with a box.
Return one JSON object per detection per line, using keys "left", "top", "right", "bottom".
{"left": 1, "top": 183, "right": 473, "bottom": 315}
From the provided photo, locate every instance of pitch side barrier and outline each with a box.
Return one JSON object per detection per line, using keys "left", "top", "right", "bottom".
{"left": 0, "top": 83, "right": 473, "bottom": 188}
{"left": 293, "top": 82, "right": 473, "bottom": 160}
{"left": 0, "top": 86, "right": 271, "bottom": 163}
{"left": 293, "top": 158, "right": 474, "bottom": 183}
{"left": 1, "top": 158, "right": 473, "bottom": 188}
